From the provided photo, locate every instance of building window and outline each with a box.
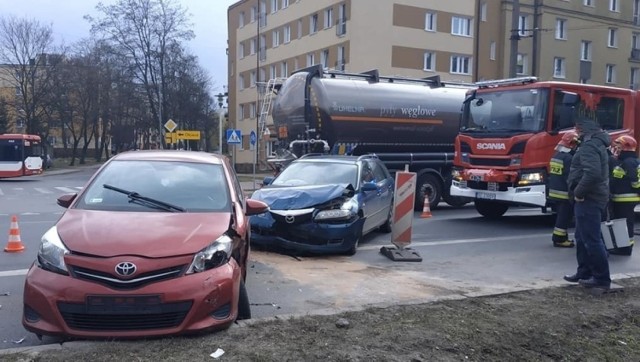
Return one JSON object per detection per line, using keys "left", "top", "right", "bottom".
{"left": 239, "top": 12, "right": 245, "bottom": 28}
{"left": 553, "top": 57, "right": 565, "bottom": 78}
{"left": 250, "top": 70, "right": 256, "bottom": 86}
{"left": 239, "top": 74, "right": 245, "bottom": 91}
{"left": 310, "top": 14, "right": 318, "bottom": 34}
{"left": 272, "top": 29, "right": 280, "bottom": 47}
{"left": 250, "top": 103, "right": 257, "bottom": 118}
{"left": 284, "top": 25, "right": 291, "bottom": 43}
{"left": 633, "top": 32, "right": 640, "bottom": 49}
{"left": 424, "top": 52, "right": 435, "bottom": 71}
{"left": 555, "top": 19, "right": 566, "bottom": 40}
{"left": 425, "top": 12, "right": 436, "bottom": 31}
{"left": 630, "top": 68, "right": 639, "bottom": 89}
{"left": 518, "top": 15, "right": 528, "bottom": 37}
{"left": 282, "top": 0, "right": 289, "bottom": 9}
{"left": 250, "top": 38, "right": 256, "bottom": 55}
{"left": 297, "top": 19, "right": 302, "bottom": 39}
{"left": 271, "top": 0, "right": 278, "bottom": 14}
{"left": 516, "top": 53, "right": 527, "bottom": 75}
{"left": 270, "top": 64, "right": 277, "bottom": 79}
{"left": 450, "top": 55, "right": 471, "bottom": 74}
{"left": 610, "top": 0, "right": 619, "bottom": 12}
{"left": 321, "top": 49, "right": 329, "bottom": 68}
{"left": 238, "top": 42, "right": 245, "bottom": 58}
{"left": 281, "top": 61, "right": 288, "bottom": 77}
{"left": 337, "top": 46, "right": 345, "bottom": 71}
{"left": 451, "top": 17, "right": 472, "bottom": 36}
{"left": 606, "top": 64, "right": 616, "bottom": 84}
{"left": 259, "top": 68, "right": 266, "bottom": 83}
{"left": 238, "top": 104, "right": 245, "bottom": 120}
{"left": 584, "top": 0, "right": 593, "bottom": 6}
{"left": 608, "top": 28, "right": 618, "bottom": 48}
{"left": 337, "top": 2, "right": 347, "bottom": 36}
{"left": 481, "top": 2, "right": 487, "bottom": 22}
{"left": 490, "top": 41, "right": 496, "bottom": 60}
{"left": 324, "top": 7, "right": 333, "bottom": 29}
{"left": 307, "top": 53, "right": 315, "bottom": 66}
{"left": 581, "top": 41, "right": 592, "bottom": 61}
{"left": 251, "top": 6, "right": 257, "bottom": 22}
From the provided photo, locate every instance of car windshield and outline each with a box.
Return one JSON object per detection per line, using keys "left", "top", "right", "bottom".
{"left": 76, "top": 160, "right": 230, "bottom": 212}
{"left": 272, "top": 161, "right": 358, "bottom": 187}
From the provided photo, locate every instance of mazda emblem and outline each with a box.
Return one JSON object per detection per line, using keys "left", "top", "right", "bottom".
{"left": 115, "top": 262, "right": 137, "bottom": 276}
{"left": 285, "top": 215, "right": 295, "bottom": 224}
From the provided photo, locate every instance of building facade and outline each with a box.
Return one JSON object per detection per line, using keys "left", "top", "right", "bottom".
{"left": 227, "top": 0, "right": 640, "bottom": 171}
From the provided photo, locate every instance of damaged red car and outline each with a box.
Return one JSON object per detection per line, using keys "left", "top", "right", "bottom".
{"left": 22, "top": 151, "right": 268, "bottom": 339}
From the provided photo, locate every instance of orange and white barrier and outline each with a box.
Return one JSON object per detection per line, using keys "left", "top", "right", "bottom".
{"left": 391, "top": 170, "right": 416, "bottom": 249}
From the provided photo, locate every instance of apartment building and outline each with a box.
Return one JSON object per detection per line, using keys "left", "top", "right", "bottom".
{"left": 227, "top": 0, "right": 476, "bottom": 172}
{"left": 477, "top": 0, "right": 640, "bottom": 86}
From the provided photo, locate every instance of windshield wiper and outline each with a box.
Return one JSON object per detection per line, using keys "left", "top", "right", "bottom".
{"left": 103, "top": 184, "right": 185, "bottom": 212}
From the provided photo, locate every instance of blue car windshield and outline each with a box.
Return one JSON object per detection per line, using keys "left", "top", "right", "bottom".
{"left": 76, "top": 160, "right": 231, "bottom": 212}
{"left": 272, "top": 161, "right": 358, "bottom": 187}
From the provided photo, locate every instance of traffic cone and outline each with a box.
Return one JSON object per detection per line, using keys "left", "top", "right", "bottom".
{"left": 420, "top": 197, "right": 432, "bottom": 218}
{"left": 4, "top": 215, "right": 25, "bottom": 253}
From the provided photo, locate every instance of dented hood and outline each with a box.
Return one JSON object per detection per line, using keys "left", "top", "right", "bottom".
{"left": 251, "top": 184, "right": 353, "bottom": 210}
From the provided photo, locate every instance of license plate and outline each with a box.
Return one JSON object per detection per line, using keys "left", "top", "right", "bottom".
{"left": 476, "top": 192, "right": 496, "bottom": 200}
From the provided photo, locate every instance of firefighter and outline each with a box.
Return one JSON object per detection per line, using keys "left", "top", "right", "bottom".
{"left": 608, "top": 135, "right": 640, "bottom": 256}
{"left": 548, "top": 131, "right": 580, "bottom": 247}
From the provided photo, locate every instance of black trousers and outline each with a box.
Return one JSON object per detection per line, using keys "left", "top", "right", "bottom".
{"left": 552, "top": 200, "right": 573, "bottom": 243}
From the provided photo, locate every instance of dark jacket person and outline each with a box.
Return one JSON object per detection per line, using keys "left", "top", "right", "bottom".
{"left": 564, "top": 117, "right": 611, "bottom": 289}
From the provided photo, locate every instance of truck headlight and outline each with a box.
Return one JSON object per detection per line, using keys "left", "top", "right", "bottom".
{"left": 187, "top": 235, "right": 233, "bottom": 274}
{"left": 518, "top": 172, "right": 544, "bottom": 186}
{"left": 37, "top": 226, "right": 69, "bottom": 275}
{"left": 315, "top": 198, "right": 358, "bottom": 221}
{"left": 452, "top": 169, "right": 462, "bottom": 181}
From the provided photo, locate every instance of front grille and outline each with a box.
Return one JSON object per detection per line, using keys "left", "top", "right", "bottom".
{"left": 270, "top": 212, "right": 313, "bottom": 225}
{"left": 466, "top": 181, "right": 512, "bottom": 191}
{"left": 470, "top": 158, "right": 512, "bottom": 167}
{"left": 70, "top": 265, "right": 186, "bottom": 290}
{"left": 58, "top": 300, "right": 192, "bottom": 331}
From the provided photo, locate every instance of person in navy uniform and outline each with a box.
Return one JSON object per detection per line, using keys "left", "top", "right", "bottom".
{"left": 608, "top": 135, "right": 640, "bottom": 256}
{"left": 548, "top": 131, "right": 579, "bottom": 248}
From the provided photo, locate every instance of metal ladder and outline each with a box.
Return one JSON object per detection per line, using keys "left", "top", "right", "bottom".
{"left": 257, "top": 77, "right": 286, "bottom": 137}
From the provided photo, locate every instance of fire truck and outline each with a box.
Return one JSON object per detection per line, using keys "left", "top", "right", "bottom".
{"left": 450, "top": 77, "right": 640, "bottom": 218}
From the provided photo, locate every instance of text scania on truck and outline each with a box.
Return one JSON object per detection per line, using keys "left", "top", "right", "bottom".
{"left": 271, "top": 65, "right": 476, "bottom": 209}
{"left": 450, "top": 77, "right": 640, "bottom": 218}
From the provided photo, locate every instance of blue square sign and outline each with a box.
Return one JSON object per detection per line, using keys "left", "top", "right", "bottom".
{"left": 226, "top": 129, "right": 242, "bottom": 144}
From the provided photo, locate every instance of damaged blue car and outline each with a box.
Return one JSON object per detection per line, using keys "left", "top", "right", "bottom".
{"left": 250, "top": 155, "right": 394, "bottom": 255}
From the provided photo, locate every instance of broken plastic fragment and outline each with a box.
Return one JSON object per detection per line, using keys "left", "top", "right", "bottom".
{"left": 210, "top": 348, "right": 225, "bottom": 358}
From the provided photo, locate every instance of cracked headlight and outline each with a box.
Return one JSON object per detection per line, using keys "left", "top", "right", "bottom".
{"left": 314, "top": 198, "right": 358, "bottom": 221}
{"left": 186, "top": 234, "right": 233, "bottom": 274}
{"left": 37, "top": 226, "right": 69, "bottom": 275}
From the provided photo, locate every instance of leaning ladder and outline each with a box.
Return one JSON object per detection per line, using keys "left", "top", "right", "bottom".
{"left": 257, "top": 77, "right": 287, "bottom": 137}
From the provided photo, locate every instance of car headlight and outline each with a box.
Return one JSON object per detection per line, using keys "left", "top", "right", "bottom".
{"left": 186, "top": 235, "right": 233, "bottom": 274}
{"left": 37, "top": 226, "right": 69, "bottom": 275}
{"left": 314, "top": 198, "right": 358, "bottom": 221}
{"left": 518, "top": 171, "right": 544, "bottom": 186}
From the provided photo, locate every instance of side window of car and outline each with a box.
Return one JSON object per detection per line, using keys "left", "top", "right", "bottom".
{"left": 371, "top": 161, "right": 388, "bottom": 183}
{"left": 361, "top": 162, "right": 375, "bottom": 183}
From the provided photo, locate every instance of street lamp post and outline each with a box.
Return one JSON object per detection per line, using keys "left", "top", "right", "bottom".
{"left": 215, "top": 89, "right": 228, "bottom": 155}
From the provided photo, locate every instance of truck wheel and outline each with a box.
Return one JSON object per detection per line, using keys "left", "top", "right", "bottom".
{"left": 443, "top": 195, "right": 470, "bottom": 208}
{"left": 474, "top": 200, "right": 509, "bottom": 219}
{"left": 415, "top": 174, "right": 441, "bottom": 210}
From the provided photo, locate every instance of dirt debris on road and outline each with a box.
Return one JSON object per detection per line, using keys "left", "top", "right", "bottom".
{"left": 4, "top": 278, "right": 640, "bottom": 361}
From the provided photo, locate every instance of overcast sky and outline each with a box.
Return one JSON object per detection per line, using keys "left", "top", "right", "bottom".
{"left": 0, "top": 0, "right": 237, "bottom": 95}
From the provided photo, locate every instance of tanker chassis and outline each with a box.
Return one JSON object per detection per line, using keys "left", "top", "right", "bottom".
{"left": 271, "top": 65, "right": 476, "bottom": 209}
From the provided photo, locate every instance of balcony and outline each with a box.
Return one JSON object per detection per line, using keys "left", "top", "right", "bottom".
{"left": 630, "top": 48, "right": 640, "bottom": 63}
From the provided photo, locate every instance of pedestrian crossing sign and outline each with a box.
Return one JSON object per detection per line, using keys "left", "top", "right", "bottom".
{"left": 226, "top": 129, "right": 242, "bottom": 144}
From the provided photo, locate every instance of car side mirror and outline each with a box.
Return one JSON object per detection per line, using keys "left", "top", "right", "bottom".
{"left": 245, "top": 198, "right": 269, "bottom": 216}
{"left": 361, "top": 182, "right": 377, "bottom": 192}
{"left": 262, "top": 176, "right": 275, "bottom": 186}
{"left": 57, "top": 193, "right": 77, "bottom": 208}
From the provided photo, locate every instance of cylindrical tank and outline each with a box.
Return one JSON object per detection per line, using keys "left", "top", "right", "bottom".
{"left": 272, "top": 70, "right": 473, "bottom": 152}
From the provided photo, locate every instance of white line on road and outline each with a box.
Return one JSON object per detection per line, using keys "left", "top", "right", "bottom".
{"left": 359, "top": 233, "right": 549, "bottom": 250}
{"left": 54, "top": 187, "right": 77, "bottom": 193}
{"left": 0, "top": 269, "right": 29, "bottom": 277}
{"left": 0, "top": 188, "right": 3, "bottom": 195}
{"left": 34, "top": 188, "right": 53, "bottom": 194}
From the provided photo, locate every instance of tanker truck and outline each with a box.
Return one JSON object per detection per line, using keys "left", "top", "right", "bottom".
{"left": 271, "top": 64, "right": 476, "bottom": 209}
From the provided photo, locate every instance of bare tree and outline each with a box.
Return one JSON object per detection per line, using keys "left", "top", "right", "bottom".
{"left": 86, "top": 0, "right": 194, "bottom": 149}
{"left": 0, "top": 16, "right": 62, "bottom": 137}
{"left": 0, "top": 97, "right": 8, "bottom": 134}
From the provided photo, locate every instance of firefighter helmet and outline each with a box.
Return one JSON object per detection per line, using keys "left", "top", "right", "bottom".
{"left": 613, "top": 135, "right": 637, "bottom": 152}
{"left": 558, "top": 131, "right": 579, "bottom": 149}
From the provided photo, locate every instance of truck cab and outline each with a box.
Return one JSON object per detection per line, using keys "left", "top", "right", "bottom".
{"left": 450, "top": 77, "right": 639, "bottom": 218}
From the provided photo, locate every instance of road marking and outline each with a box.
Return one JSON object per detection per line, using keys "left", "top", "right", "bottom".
{"left": 360, "top": 233, "right": 549, "bottom": 250}
{"left": 0, "top": 269, "right": 29, "bottom": 277}
{"left": 0, "top": 188, "right": 3, "bottom": 195}
{"left": 34, "top": 188, "right": 53, "bottom": 194}
{"left": 55, "top": 187, "right": 77, "bottom": 193}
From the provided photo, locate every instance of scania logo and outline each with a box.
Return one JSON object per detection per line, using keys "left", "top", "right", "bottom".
{"left": 285, "top": 215, "right": 295, "bottom": 224}
{"left": 115, "top": 262, "right": 137, "bottom": 277}
{"left": 476, "top": 143, "right": 506, "bottom": 150}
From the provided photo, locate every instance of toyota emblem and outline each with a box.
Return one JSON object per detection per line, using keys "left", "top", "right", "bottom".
{"left": 115, "top": 262, "right": 137, "bottom": 276}
{"left": 285, "top": 215, "right": 295, "bottom": 224}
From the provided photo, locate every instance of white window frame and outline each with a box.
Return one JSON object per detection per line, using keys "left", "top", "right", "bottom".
{"left": 307, "top": 53, "right": 315, "bottom": 66}
{"left": 282, "top": 0, "right": 289, "bottom": 9}
{"left": 250, "top": 38, "right": 256, "bottom": 55}
{"left": 581, "top": 41, "right": 592, "bottom": 61}
{"left": 555, "top": 19, "right": 566, "bottom": 40}
{"left": 610, "top": 0, "right": 619, "bottom": 12}
{"left": 518, "top": 15, "right": 528, "bottom": 37}
{"left": 633, "top": 33, "right": 640, "bottom": 49}
{"left": 451, "top": 17, "right": 472, "bottom": 36}
{"left": 270, "top": 0, "right": 278, "bottom": 14}
{"left": 450, "top": 55, "right": 471, "bottom": 75}
{"left": 250, "top": 103, "right": 257, "bottom": 118}
{"left": 337, "top": 46, "right": 345, "bottom": 71}
{"left": 630, "top": 67, "right": 639, "bottom": 89}
{"left": 272, "top": 29, "right": 280, "bottom": 47}
{"left": 250, "top": 70, "right": 256, "bottom": 86}
{"left": 516, "top": 53, "right": 527, "bottom": 75}
{"left": 553, "top": 57, "right": 566, "bottom": 78}
{"left": 281, "top": 61, "right": 288, "bottom": 77}
{"left": 239, "top": 42, "right": 245, "bottom": 59}
{"left": 324, "top": 7, "right": 333, "bottom": 29}
{"left": 251, "top": 6, "right": 257, "bottom": 22}
{"left": 490, "top": 41, "right": 496, "bottom": 60}
{"left": 238, "top": 74, "right": 245, "bottom": 91}
{"left": 584, "top": 0, "right": 593, "bottom": 6}
{"left": 239, "top": 12, "right": 245, "bottom": 28}
{"left": 297, "top": 19, "right": 303, "bottom": 39}
{"left": 310, "top": 14, "right": 318, "bottom": 34}
{"left": 608, "top": 28, "right": 618, "bottom": 48}
{"left": 423, "top": 52, "right": 435, "bottom": 71}
{"left": 606, "top": 64, "right": 616, "bottom": 84}
{"left": 481, "top": 3, "right": 487, "bottom": 22}
{"left": 238, "top": 104, "right": 245, "bottom": 120}
{"left": 284, "top": 25, "right": 291, "bottom": 43}
{"left": 269, "top": 64, "right": 277, "bottom": 79}
{"left": 321, "top": 49, "right": 329, "bottom": 68}
{"left": 425, "top": 12, "right": 436, "bottom": 31}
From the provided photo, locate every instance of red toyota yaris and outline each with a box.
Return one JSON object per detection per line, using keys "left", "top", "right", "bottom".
{"left": 22, "top": 151, "right": 268, "bottom": 339}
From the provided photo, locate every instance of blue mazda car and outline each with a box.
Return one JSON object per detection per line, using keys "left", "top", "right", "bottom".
{"left": 250, "top": 155, "right": 394, "bottom": 255}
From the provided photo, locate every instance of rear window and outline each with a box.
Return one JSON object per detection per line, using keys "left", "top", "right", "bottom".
{"left": 76, "top": 160, "right": 230, "bottom": 212}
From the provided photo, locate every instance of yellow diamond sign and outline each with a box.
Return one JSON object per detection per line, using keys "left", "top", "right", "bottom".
{"left": 164, "top": 119, "right": 177, "bottom": 132}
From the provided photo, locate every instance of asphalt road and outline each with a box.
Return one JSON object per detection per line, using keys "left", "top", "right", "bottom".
{"left": 2, "top": 167, "right": 640, "bottom": 350}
